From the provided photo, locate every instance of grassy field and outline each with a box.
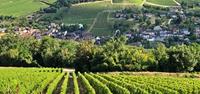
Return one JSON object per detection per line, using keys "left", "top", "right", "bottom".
{"left": 62, "top": 1, "right": 130, "bottom": 24}
{"left": 1, "top": 68, "right": 200, "bottom": 94}
{"left": 0, "top": 0, "right": 56, "bottom": 16}
{"left": 176, "top": 0, "right": 200, "bottom": 4}
{"left": 58, "top": 1, "right": 134, "bottom": 36}
{"left": 91, "top": 12, "right": 114, "bottom": 36}
{"left": 113, "top": 0, "right": 144, "bottom": 5}
{"left": 146, "top": 0, "right": 177, "bottom": 6}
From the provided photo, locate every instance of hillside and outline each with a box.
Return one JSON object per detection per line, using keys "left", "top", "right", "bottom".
{"left": 1, "top": 0, "right": 200, "bottom": 93}
{"left": 0, "top": 0, "right": 56, "bottom": 16}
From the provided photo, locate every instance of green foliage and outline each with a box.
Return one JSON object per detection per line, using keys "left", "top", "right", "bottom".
{"left": 1, "top": 34, "right": 200, "bottom": 72}
{"left": 0, "top": 68, "right": 61, "bottom": 94}
{"left": 0, "top": 34, "right": 78, "bottom": 67}
{"left": 84, "top": 73, "right": 112, "bottom": 94}
{"left": 75, "top": 36, "right": 156, "bottom": 72}
{"left": 60, "top": 73, "right": 69, "bottom": 94}
{"left": 118, "top": 75, "right": 179, "bottom": 94}
{"left": 166, "top": 45, "right": 198, "bottom": 72}
{"left": 91, "top": 74, "right": 130, "bottom": 94}
{"left": 116, "top": 76, "right": 163, "bottom": 94}
{"left": 46, "top": 73, "right": 65, "bottom": 94}
{"left": 78, "top": 72, "right": 96, "bottom": 94}
{"left": 101, "top": 75, "right": 148, "bottom": 94}
{"left": 146, "top": 0, "right": 177, "bottom": 6}
{"left": 115, "top": 75, "right": 200, "bottom": 94}
{"left": 0, "top": 0, "right": 56, "bottom": 16}
{"left": 73, "top": 72, "right": 80, "bottom": 94}
{"left": 1, "top": 68, "right": 200, "bottom": 94}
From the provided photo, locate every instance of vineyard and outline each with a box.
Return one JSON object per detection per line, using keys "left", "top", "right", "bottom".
{"left": 0, "top": 0, "right": 56, "bottom": 16}
{"left": 1, "top": 68, "right": 200, "bottom": 94}
{"left": 146, "top": 0, "right": 178, "bottom": 6}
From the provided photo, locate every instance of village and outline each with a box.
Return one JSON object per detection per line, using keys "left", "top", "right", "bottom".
{"left": 112, "top": 7, "right": 200, "bottom": 46}
{"left": 1, "top": 5, "right": 200, "bottom": 47}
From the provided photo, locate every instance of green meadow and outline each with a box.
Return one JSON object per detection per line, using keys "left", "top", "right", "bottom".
{"left": 113, "top": 0, "right": 144, "bottom": 5}
{"left": 146, "top": 0, "right": 177, "bottom": 6}
{"left": 0, "top": 0, "right": 56, "bottom": 16}
{"left": 59, "top": 1, "right": 135, "bottom": 36}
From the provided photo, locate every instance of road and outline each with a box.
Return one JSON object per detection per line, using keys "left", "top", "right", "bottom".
{"left": 63, "top": 68, "right": 75, "bottom": 72}
{"left": 144, "top": 1, "right": 180, "bottom": 8}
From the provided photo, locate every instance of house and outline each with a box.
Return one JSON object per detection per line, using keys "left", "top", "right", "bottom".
{"left": 115, "top": 13, "right": 121, "bottom": 18}
{"left": 65, "top": 33, "right": 78, "bottom": 39}
{"left": 155, "top": 36, "right": 164, "bottom": 41}
{"left": 171, "top": 15, "right": 178, "bottom": 19}
{"left": 154, "top": 26, "right": 162, "bottom": 31}
{"left": 124, "top": 32, "right": 133, "bottom": 38}
{"left": 180, "top": 29, "right": 190, "bottom": 35}
{"left": 147, "top": 37, "right": 155, "bottom": 41}
{"left": 80, "top": 32, "right": 93, "bottom": 40}
{"left": 95, "top": 36, "right": 101, "bottom": 45}
{"left": 160, "top": 14, "right": 166, "bottom": 18}
{"left": 194, "top": 27, "right": 200, "bottom": 36}
{"left": 140, "top": 31, "right": 155, "bottom": 40}
{"left": 79, "top": 24, "right": 84, "bottom": 29}
{"left": 145, "top": 13, "right": 154, "bottom": 18}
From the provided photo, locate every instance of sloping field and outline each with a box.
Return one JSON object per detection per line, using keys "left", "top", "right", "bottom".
{"left": 146, "top": 0, "right": 177, "bottom": 6}
{"left": 91, "top": 12, "right": 114, "bottom": 36}
{"left": 176, "top": 0, "right": 200, "bottom": 4}
{"left": 1, "top": 68, "right": 200, "bottom": 94}
{"left": 113, "top": 0, "right": 144, "bottom": 5}
{"left": 0, "top": 0, "right": 56, "bottom": 16}
{"left": 62, "top": 1, "right": 134, "bottom": 36}
{"left": 41, "top": 0, "right": 135, "bottom": 36}
{"left": 63, "top": 1, "right": 127, "bottom": 24}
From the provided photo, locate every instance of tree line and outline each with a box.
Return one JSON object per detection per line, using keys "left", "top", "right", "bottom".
{"left": 1, "top": 35, "right": 200, "bottom": 72}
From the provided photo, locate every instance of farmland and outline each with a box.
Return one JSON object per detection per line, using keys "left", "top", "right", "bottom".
{"left": 54, "top": 0, "right": 135, "bottom": 35}
{"left": 0, "top": 0, "right": 56, "bottom": 16}
{"left": 176, "top": 0, "right": 200, "bottom": 4}
{"left": 146, "top": 0, "right": 178, "bottom": 6}
{"left": 1, "top": 68, "right": 200, "bottom": 94}
{"left": 112, "top": 0, "right": 144, "bottom": 5}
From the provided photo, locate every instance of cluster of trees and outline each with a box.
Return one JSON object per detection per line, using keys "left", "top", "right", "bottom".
{"left": 75, "top": 36, "right": 200, "bottom": 72}
{"left": 60, "top": 24, "right": 87, "bottom": 32}
{"left": 1, "top": 35, "right": 200, "bottom": 72}
{"left": 0, "top": 16, "right": 15, "bottom": 21}
{"left": 42, "top": 0, "right": 101, "bottom": 14}
{"left": 0, "top": 34, "right": 78, "bottom": 67}
{"left": 180, "top": 1, "right": 200, "bottom": 9}
{"left": 40, "top": 0, "right": 72, "bottom": 14}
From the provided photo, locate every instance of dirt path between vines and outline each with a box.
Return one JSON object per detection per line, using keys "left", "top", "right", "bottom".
{"left": 87, "top": 12, "right": 102, "bottom": 32}
{"left": 78, "top": 77, "right": 87, "bottom": 94}
{"left": 87, "top": 10, "right": 116, "bottom": 32}
{"left": 67, "top": 73, "right": 74, "bottom": 94}
{"left": 53, "top": 74, "right": 66, "bottom": 94}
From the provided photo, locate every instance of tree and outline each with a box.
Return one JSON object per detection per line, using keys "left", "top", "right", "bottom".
{"left": 74, "top": 41, "right": 96, "bottom": 72}
{"left": 153, "top": 43, "right": 168, "bottom": 71}
{"left": 166, "top": 45, "right": 198, "bottom": 72}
